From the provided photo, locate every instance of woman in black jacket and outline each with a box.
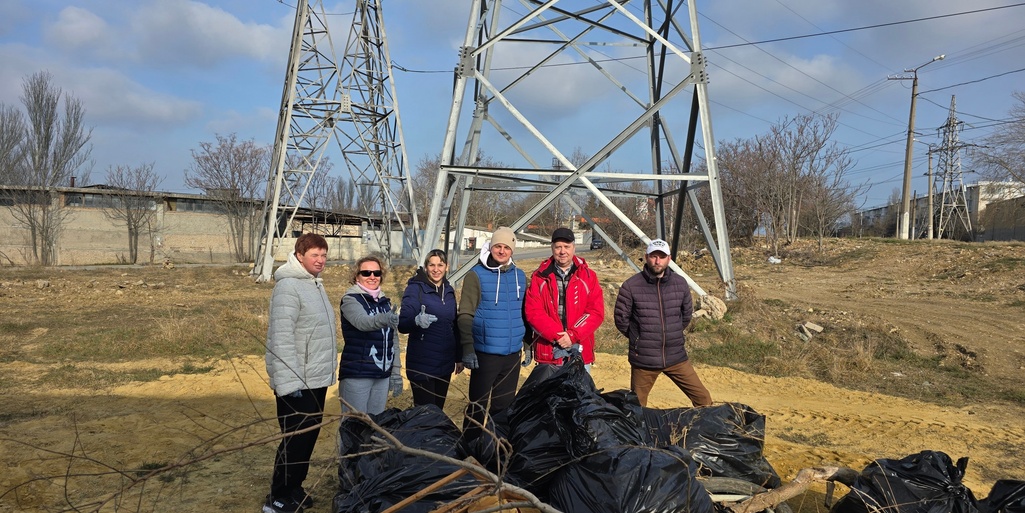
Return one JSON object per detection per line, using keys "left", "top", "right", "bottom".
{"left": 398, "top": 249, "right": 462, "bottom": 408}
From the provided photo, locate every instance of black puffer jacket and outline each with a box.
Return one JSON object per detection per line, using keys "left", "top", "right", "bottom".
{"left": 613, "top": 267, "right": 694, "bottom": 369}
{"left": 398, "top": 268, "right": 459, "bottom": 381}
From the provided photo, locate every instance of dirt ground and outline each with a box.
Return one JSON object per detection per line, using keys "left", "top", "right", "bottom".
{"left": 1, "top": 237, "right": 1024, "bottom": 512}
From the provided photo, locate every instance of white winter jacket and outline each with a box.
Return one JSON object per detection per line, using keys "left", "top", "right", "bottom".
{"left": 265, "top": 252, "right": 339, "bottom": 396}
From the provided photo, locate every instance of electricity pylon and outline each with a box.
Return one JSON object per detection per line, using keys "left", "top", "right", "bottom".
{"left": 254, "top": 0, "right": 418, "bottom": 282}
{"left": 421, "top": 0, "right": 736, "bottom": 299}
{"left": 934, "top": 96, "right": 973, "bottom": 241}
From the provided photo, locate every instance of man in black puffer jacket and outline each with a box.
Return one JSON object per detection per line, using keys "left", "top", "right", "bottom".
{"left": 613, "top": 239, "right": 712, "bottom": 407}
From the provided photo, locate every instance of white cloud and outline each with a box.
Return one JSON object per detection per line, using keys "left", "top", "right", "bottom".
{"left": 129, "top": 0, "right": 289, "bottom": 68}
{"left": 71, "top": 68, "right": 203, "bottom": 128}
{"left": 0, "top": 44, "right": 200, "bottom": 129}
{"left": 45, "top": 7, "right": 122, "bottom": 61}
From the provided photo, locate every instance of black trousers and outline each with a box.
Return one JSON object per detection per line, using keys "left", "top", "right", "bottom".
{"left": 462, "top": 352, "right": 520, "bottom": 436}
{"left": 410, "top": 375, "right": 452, "bottom": 409}
{"left": 270, "top": 387, "right": 327, "bottom": 500}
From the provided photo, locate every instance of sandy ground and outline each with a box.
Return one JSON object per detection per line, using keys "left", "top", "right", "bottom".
{"left": 2, "top": 350, "right": 1023, "bottom": 513}
{"left": 3, "top": 238, "right": 1024, "bottom": 512}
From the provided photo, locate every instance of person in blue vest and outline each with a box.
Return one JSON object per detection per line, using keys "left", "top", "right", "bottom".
{"left": 338, "top": 255, "right": 402, "bottom": 415}
{"left": 458, "top": 227, "right": 528, "bottom": 436}
{"left": 398, "top": 249, "right": 461, "bottom": 409}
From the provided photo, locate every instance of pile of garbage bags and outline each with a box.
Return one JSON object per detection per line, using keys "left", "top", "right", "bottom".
{"left": 833, "top": 450, "right": 1025, "bottom": 513}
{"left": 334, "top": 357, "right": 774, "bottom": 513}
{"left": 333, "top": 358, "right": 1025, "bottom": 513}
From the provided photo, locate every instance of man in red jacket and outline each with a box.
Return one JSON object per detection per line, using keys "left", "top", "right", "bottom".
{"left": 524, "top": 227, "right": 605, "bottom": 371}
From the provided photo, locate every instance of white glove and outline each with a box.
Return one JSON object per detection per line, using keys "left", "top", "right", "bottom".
{"left": 415, "top": 305, "right": 438, "bottom": 328}
{"left": 376, "top": 311, "right": 400, "bottom": 329}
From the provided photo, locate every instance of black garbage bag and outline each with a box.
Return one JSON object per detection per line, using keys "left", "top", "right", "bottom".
{"left": 548, "top": 445, "right": 714, "bottom": 513}
{"left": 643, "top": 402, "right": 781, "bottom": 488}
{"left": 981, "top": 481, "right": 1025, "bottom": 513}
{"left": 600, "top": 389, "right": 650, "bottom": 442}
{"left": 334, "top": 405, "right": 479, "bottom": 513}
{"left": 505, "top": 357, "right": 647, "bottom": 496}
{"left": 459, "top": 407, "right": 513, "bottom": 477}
{"left": 831, "top": 450, "right": 979, "bottom": 513}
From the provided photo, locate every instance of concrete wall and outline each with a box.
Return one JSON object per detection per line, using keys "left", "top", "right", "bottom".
{"left": 0, "top": 189, "right": 403, "bottom": 266}
{"left": 0, "top": 203, "right": 240, "bottom": 265}
{"left": 977, "top": 196, "right": 1025, "bottom": 242}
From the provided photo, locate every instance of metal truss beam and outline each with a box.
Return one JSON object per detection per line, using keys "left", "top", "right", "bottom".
{"left": 423, "top": 0, "right": 736, "bottom": 299}
{"left": 254, "top": 0, "right": 417, "bottom": 282}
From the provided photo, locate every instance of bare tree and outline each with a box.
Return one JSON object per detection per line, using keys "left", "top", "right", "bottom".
{"left": 411, "top": 154, "right": 441, "bottom": 221}
{"left": 185, "top": 133, "right": 269, "bottom": 262}
{"left": 974, "top": 90, "right": 1025, "bottom": 195}
{"left": 757, "top": 114, "right": 855, "bottom": 254}
{"left": 413, "top": 152, "right": 516, "bottom": 231}
{"left": 330, "top": 175, "right": 359, "bottom": 213}
{"left": 3, "top": 72, "right": 93, "bottom": 265}
{"left": 102, "top": 163, "right": 163, "bottom": 264}
{"left": 800, "top": 150, "right": 859, "bottom": 250}
{"left": 0, "top": 105, "right": 24, "bottom": 185}
{"left": 300, "top": 156, "right": 338, "bottom": 232}
{"left": 708, "top": 139, "right": 772, "bottom": 247}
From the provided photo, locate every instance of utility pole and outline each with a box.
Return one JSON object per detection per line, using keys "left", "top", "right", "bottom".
{"left": 889, "top": 54, "right": 943, "bottom": 240}
{"left": 926, "top": 148, "right": 934, "bottom": 239}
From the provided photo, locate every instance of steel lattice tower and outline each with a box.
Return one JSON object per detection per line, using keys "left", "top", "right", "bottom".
{"left": 422, "top": 0, "right": 736, "bottom": 298}
{"left": 254, "top": 0, "right": 418, "bottom": 281}
{"left": 935, "top": 95, "right": 973, "bottom": 241}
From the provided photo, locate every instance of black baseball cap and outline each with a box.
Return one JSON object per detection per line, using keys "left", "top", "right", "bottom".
{"left": 551, "top": 227, "right": 575, "bottom": 243}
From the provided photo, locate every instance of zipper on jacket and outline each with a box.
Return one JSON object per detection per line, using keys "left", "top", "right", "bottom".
{"left": 658, "top": 277, "right": 667, "bottom": 368}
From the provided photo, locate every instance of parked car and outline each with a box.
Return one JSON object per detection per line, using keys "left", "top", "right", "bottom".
{"left": 589, "top": 238, "right": 604, "bottom": 250}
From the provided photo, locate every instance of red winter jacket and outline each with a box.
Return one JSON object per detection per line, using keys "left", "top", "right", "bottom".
{"left": 524, "top": 255, "right": 605, "bottom": 364}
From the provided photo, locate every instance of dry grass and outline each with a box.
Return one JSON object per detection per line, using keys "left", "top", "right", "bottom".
{"left": 1, "top": 239, "right": 1022, "bottom": 404}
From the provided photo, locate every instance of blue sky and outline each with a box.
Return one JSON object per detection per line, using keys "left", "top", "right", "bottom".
{"left": 1, "top": 0, "right": 1023, "bottom": 209}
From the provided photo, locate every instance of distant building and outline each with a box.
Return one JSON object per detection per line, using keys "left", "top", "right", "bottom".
{"left": 855, "top": 181, "right": 1025, "bottom": 242}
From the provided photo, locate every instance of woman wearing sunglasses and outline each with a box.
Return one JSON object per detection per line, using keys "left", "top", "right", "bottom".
{"left": 397, "top": 249, "right": 462, "bottom": 409}
{"left": 338, "top": 255, "right": 402, "bottom": 414}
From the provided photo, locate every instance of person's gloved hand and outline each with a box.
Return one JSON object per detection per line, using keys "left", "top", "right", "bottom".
{"left": 376, "top": 311, "right": 400, "bottom": 329}
{"left": 288, "top": 389, "right": 303, "bottom": 398}
{"left": 415, "top": 305, "right": 438, "bottom": 329}
{"left": 461, "top": 351, "right": 479, "bottom": 370}
{"left": 521, "top": 346, "right": 533, "bottom": 367}
{"left": 553, "top": 343, "right": 583, "bottom": 360}
{"left": 389, "top": 374, "right": 403, "bottom": 397}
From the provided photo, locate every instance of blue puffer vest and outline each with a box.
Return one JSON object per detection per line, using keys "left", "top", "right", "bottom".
{"left": 339, "top": 288, "right": 396, "bottom": 379}
{"left": 471, "top": 264, "right": 526, "bottom": 356}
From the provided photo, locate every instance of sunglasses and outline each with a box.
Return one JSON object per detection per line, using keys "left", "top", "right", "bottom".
{"left": 358, "top": 270, "right": 383, "bottom": 277}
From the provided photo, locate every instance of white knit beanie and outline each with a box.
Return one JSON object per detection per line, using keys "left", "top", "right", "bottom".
{"left": 490, "top": 227, "right": 516, "bottom": 248}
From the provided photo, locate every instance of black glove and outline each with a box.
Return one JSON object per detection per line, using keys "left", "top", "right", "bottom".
{"left": 521, "top": 346, "right": 533, "bottom": 367}
{"left": 461, "top": 351, "right": 479, "bottom": 370}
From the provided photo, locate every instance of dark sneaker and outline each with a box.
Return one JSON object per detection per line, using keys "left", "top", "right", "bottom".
{"left": 262, "top": 495, "right": 304, "bottom": 513}
{"left": 290, "top": 488, "right": 314, "bottom": 509}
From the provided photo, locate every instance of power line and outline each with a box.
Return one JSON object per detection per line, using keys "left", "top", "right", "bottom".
{"left": 706, "top": 3, "right": 1025, "bottom": 50}
{"left": 919, "top": 67, "right": 1025, "bottom": 94}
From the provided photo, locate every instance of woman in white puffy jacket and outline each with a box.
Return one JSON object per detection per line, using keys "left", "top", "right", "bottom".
{"left": 263, "top": 233, "right": 336, "bottom": 513}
